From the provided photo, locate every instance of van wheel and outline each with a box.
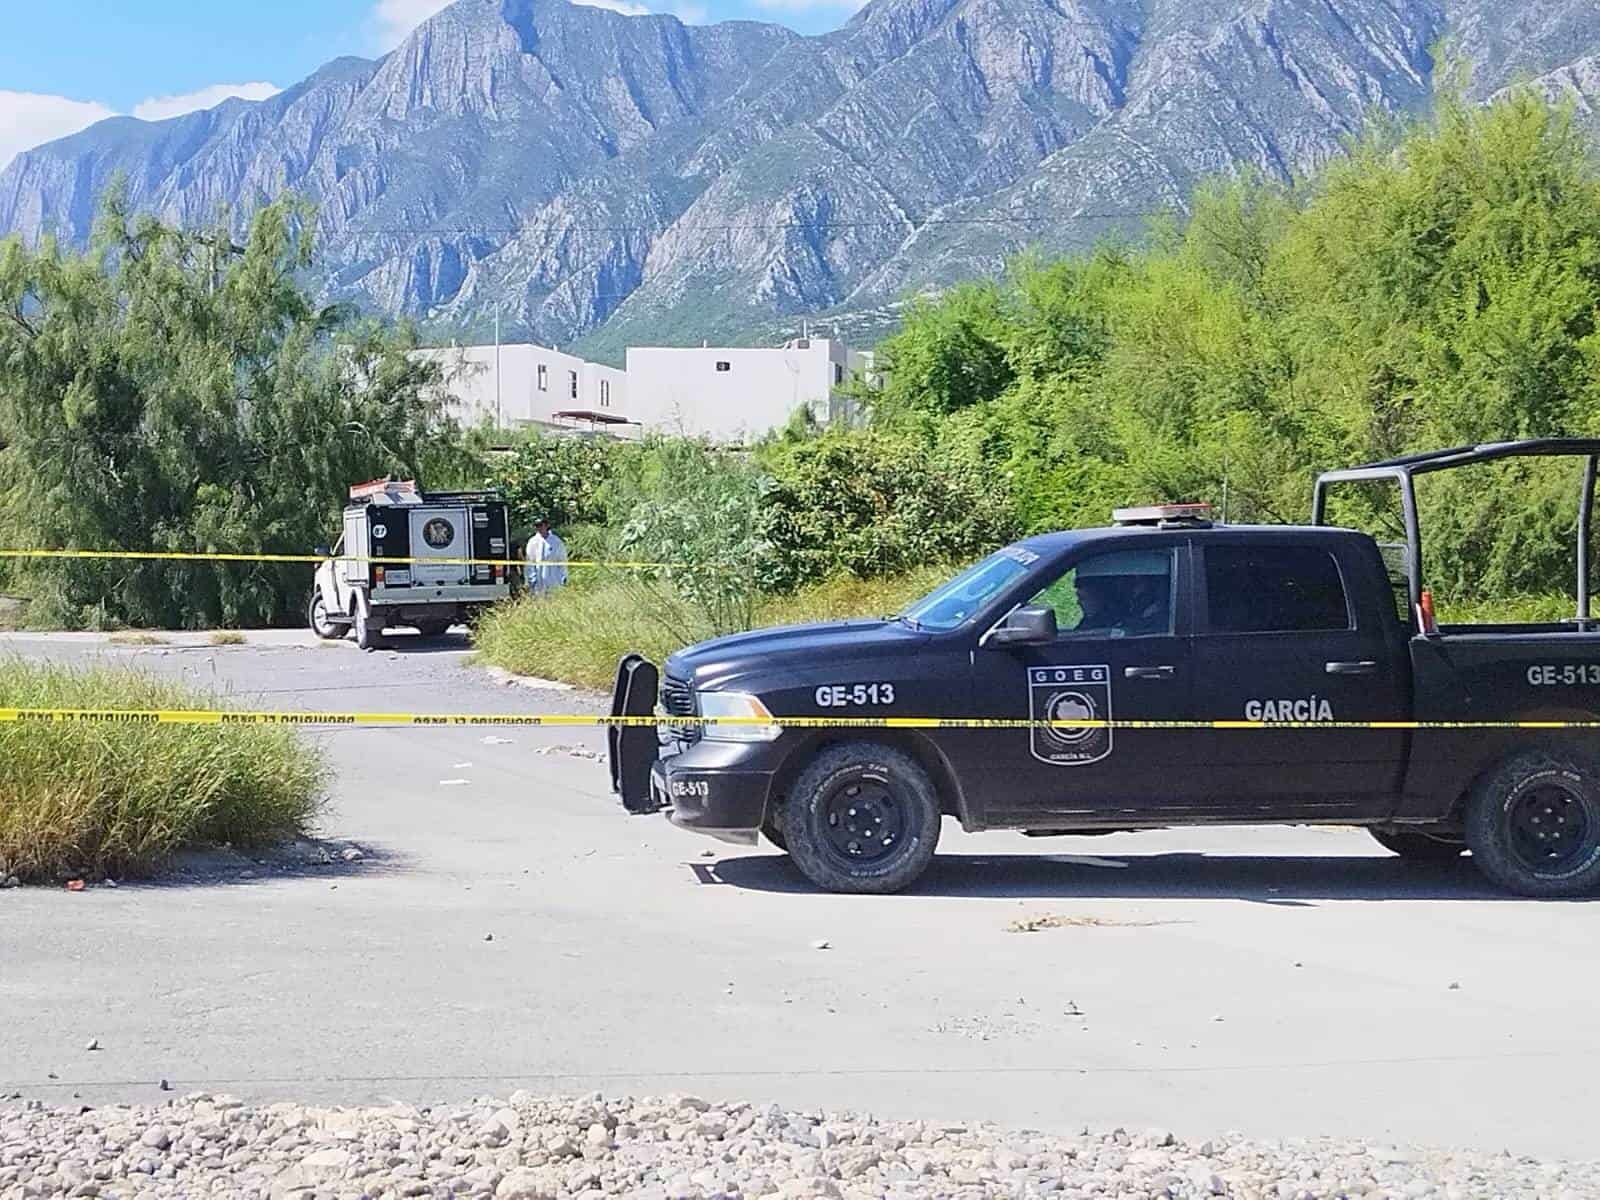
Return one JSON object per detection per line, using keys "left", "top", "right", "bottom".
{"left": 785, "top": 743, "right": 940, "bottom": 894}
{"left": 308, "top": 591, "right": 347, "bottom": 641}
{"left": 353, "top": 606, "right": 381, "bottom": 652}
{"left": 1368, "top": 828, "right": 1466, "bottom": 861}
{"left": 1466, "top": 751, "right": 1600, "bottom": 897}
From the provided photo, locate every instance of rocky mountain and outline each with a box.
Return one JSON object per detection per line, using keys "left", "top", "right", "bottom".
{"left": 3, "top": 0, "right": 1598, "bottom": 358}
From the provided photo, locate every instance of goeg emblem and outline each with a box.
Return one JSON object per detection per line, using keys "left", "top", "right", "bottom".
{"left": 1029, "top": 665, "right": 1112, "bottom": 766}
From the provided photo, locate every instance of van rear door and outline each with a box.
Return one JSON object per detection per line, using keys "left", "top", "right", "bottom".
{"left": 408, "top": 504, "right": 469, "bottom": 589}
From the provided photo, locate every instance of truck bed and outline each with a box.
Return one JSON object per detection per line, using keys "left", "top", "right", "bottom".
{"left": 1400, "top": 627, "right": 1600, "bottom": 820}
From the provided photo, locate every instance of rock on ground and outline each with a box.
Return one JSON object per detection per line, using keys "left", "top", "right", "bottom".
{"left": 0, "top": 1091, "right": 1591, "bottom": 1199}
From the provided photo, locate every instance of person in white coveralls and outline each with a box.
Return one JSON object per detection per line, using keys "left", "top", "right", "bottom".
{"left": 524, "top": 517, "right": 569, "bottom": 596}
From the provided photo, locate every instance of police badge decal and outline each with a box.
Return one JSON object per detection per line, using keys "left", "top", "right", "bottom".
{"left": 1029, "top": 665, "right": 1113, "bottom": 766}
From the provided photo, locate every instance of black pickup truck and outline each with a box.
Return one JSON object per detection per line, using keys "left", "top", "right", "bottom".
{"left": 609, "top": 440, "right": 1600, "bottom": 897}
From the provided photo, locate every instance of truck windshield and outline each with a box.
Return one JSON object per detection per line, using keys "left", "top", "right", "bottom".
{"left": 898, "top": 549, "right": 1036, "bottom": 631}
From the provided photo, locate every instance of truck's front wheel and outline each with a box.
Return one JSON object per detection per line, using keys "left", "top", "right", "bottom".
{"left": 1466, "top": 751, "right": 1600, "bottom": 897}
{"left": 784, "top": 743, "right": 940, "bottom": 894}
{"left": 308, "top": 591, "right": 348, "bottom": 641}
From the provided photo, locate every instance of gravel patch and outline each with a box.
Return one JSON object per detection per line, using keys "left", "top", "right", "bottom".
{"left": 0, "top": 1092, "right": 1593, "bottom": 1199}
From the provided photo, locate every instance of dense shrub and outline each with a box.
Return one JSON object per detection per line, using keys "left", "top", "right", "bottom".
{"left": 489, "top": 435, "right": 616, "bottom": 533}
{"left": 755, "top": 429, "right": 1019, "bottom": 591}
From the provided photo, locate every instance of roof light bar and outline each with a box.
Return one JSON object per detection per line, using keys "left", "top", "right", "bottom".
{"left": 1112, "top": 502, "right": 1214, "bottom": 526}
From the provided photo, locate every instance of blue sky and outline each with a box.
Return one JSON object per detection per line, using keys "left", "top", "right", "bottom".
{"left": 0, "top": 0, "right": 868, "bottom": 169}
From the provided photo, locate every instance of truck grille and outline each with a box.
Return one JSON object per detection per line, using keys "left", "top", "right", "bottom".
{"left": 660, "top": 674, "right": 700, "bottom": 743}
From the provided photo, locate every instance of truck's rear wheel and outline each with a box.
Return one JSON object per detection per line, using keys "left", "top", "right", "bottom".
{"left": 353, "top": 606, "right": 381, "bottom": 651}
{"left": 1466, "top": 751, "right": 1600, "bottom": 897}
{"left": 1368, "top": 828, "right": 1465, "bottom": 861}
{"left": 784, "top": 743, "right": 939, "bottom": 894}
{"left": 308, "top": 591, "right": 347, "bottom": 641}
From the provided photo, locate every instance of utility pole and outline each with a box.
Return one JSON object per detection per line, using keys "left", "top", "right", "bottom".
{"left": 494, "top": 303, "right": 502, "bottom": 430}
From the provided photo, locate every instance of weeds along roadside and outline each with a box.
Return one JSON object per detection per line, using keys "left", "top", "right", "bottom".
{"left": 0, "top": 661, "right": 325, "bottom": 883}
{"left": 471, "top": 566, "right": 952, "bottom": 691}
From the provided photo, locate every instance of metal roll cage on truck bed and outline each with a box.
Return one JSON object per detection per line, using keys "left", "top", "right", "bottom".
{"left": 1313, "top": 438, "right": 1600, "bottom": 633}
{"left": 610, "top": 439, "right": 1600, "bottom": 897}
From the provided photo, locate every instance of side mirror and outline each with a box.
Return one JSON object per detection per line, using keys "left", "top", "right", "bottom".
{"left": 314, "top": 545, "right": 332, "bottom": 559}
{"left": 986, "top": 605, "right": 1058, "bottom": 647}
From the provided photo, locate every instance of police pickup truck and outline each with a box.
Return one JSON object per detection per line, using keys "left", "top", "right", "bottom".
{"left": 609, "top": 440, "right": 1600, "bottom": 897}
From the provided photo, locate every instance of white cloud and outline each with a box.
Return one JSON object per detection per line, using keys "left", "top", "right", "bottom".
{"left": 0, "top": 91, "right": 118, "bottom": 173}
{"left": 132, "top": 82, "right": 282, "bottom": 123}
{"left": 574, "top": 0, "right": 651, "bottom": 13}
{"left": 373, "top": 0, "right": 456, "bottom": 50}
{"left": 672, "top": 2, "right": 709, "bottom": 21}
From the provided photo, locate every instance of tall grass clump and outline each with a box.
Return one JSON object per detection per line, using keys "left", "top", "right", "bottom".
{"left": 473, "top": 566, "right": 955, "bottom": 689}
{"left": 0, "top": 661, "right": 325, "bottom": 881}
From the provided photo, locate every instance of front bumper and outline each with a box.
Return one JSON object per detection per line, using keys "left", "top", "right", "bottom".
{"left": 607, "top": 654, "right": 777, "bottom": 844}
{"left": 650, "top": 741, "right": 778, "bottom": 846}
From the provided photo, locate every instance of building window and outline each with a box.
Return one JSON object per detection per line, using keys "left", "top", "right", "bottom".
{"left": 569, "top": 370, "right": 579, "bottom": 400}
{"left": 834, "top": 363, "right": 844, "bottom": 386}
{"left": 537, "top": 364, "right": 547, "bottom": 392}
{"left": 715, "top": 361, "right": 731, "bottom": 373}
{"left": 600, "top": 380, "right": 610, "bottom": 407}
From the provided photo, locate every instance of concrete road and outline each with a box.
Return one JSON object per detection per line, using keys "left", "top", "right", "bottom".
{"left": 1, "top": 632, "right": 1597, "bottom": 1159}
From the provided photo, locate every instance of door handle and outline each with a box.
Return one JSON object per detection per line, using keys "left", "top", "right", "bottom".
{"left": 1325, "top": 660, "right": 1378, "bottom": 675}
{"left": 1124, "top": 665, "right": 1176, "bottom": 680}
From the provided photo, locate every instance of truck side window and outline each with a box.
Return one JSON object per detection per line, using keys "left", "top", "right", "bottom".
{"left": 1029, "top": 549, "right": 1175, "bottom": 639}
{"left": 1205, "top": 546, "right": 1350, "bottom": 633}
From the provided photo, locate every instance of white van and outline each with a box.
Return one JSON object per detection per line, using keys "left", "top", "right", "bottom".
{"left": 310, "top": 480, "right": 512, "bottom": 650}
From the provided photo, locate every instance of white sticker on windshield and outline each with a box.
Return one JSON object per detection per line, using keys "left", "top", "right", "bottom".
{"left": 1029, "top": 665, "right": 1112, "bottom": 766}
{"left": 1000, "top": 545, "right": 1040, "bottom": 566}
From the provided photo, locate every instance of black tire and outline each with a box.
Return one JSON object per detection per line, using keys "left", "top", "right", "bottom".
{"left": 1465, "top": 750, "right": 1600, "bottom": 897}
{"left": 761, "top": 804, "right": 789, "bottom": 852}
{"left": 1368, "top": 827, "right": 1466, "bottom": 861}
{"left": 353, "top": 605, "right": 381, "bottom": 652}
{"left": 784, "top": 742, "right": 941, "bottom": 894}
{"left": 308, "top": 590, "right": 347, "bottom": 641}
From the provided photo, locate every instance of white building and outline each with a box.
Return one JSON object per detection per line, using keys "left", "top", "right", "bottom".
{"left": 417, "top": 342, "right": 630, "bottom": 434}
{"left": 419, "top": 335, "right": 871, "bottom": 443}
{"left": 624, "top": 337, "right": 871, "bottom": 443}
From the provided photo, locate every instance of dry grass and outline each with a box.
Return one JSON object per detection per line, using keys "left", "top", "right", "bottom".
{"left": 472, "top": 567, "right": 954, "bottom": 690}
{"left": 107, "top": 632, "right": 168, "bottom": 646}
{"left": 0, "top": 661, "right": 325, "bottom": 882}
{"left": 208, "top": 630, "right": 247, "bottom": 646}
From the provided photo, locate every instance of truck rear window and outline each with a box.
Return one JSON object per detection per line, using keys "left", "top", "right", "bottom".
{"left": 1204, "top": 546, "right": 1351, "bottom": 634}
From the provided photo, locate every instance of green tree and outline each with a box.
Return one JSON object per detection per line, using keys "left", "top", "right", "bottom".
{"left": 0, "top": 191, "right": 453, "bottom": 628}
{"left": 870, "top": 281, "right": 1014, "bottom": 421}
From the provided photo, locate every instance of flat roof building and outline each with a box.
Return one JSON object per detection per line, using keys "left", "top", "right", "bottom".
{"left": 417, "top": 342, "right": 630, "bottom": 435}
{"left": 624, "top": 338, "right": 870, "bottom": 443}
{"left": 419, "top": 335, "right": 870, "bottom": 443}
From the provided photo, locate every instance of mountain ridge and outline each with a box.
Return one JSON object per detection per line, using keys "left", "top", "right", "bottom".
{"left": 3, "top": 0, "right": 1598, "bottom": 356}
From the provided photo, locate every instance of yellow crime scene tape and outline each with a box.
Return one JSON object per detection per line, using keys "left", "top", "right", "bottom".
{"left": 2, "top": 708, "right": 1600, "bottom": 731}
{"left": 0, "top": 549, "right": 680, "bottom": 569}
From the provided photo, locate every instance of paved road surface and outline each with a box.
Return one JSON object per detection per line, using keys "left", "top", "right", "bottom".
{"left": 2, "top": 632, "right": 1596, "bottom": 1159}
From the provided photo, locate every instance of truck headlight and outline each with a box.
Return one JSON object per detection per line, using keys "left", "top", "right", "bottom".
{"left": 698, "top": 691, "right": 783, "bottom": 743}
